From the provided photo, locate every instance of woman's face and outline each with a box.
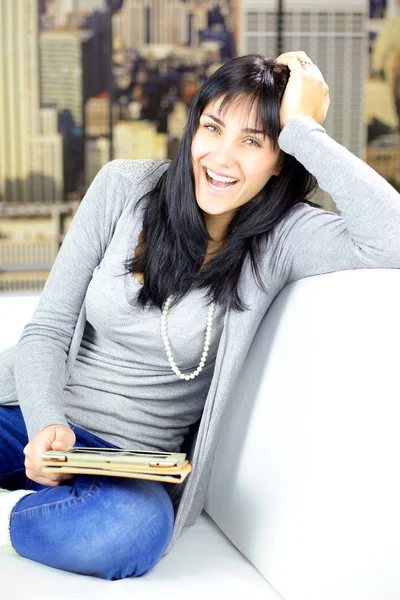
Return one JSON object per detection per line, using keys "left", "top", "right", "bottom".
{"left": 191, "top": 95, "right": 281, "bottom": 238}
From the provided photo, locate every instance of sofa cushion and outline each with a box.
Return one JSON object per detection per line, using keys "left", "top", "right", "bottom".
{"left": 1, "top": 512, "right": 279, "bottom": 599}
{"left": 204, "top": 268, "right": 400, "bottom": 600}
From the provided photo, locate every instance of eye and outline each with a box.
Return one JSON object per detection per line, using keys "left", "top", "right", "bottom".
{"left": 245, "top": 138, "right": 261, "bottom": 147}
{"left": 203, "top": 122, "right": 219, "bottom": 133}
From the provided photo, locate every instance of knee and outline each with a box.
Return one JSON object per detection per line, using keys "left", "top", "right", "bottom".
{"left": 10, "top": 478, "right": 175, "bottom": 580}
{"left": 87, "top": 481, "right": 175, "bottom": 580}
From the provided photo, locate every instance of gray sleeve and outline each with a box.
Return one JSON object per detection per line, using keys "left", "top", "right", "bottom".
{"left": 275, "top": 116, "right": 400, "bottom": 284}
{"left": 14, "top": 161, "right": 142, "bottom": 439}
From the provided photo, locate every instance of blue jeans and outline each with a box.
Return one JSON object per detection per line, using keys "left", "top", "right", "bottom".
{"left": 0, "top": 406, "right": 175, "bottom": 580}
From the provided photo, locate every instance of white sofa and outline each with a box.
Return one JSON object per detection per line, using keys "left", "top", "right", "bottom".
{"left": 1, "top": 268, "right": 399, "bottom": 600}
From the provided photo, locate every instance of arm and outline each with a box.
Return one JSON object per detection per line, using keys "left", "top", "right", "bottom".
{"left": 14, "top": 161, "right": 149, "bottom": 440}
{"left": 272, "top": 50, "right": 400, "bottom": 284}
{"left": 276, "top": 115, "right": 400, "bottom": 284}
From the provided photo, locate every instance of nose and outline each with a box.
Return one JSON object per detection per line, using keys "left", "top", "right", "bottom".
{"left": 212, "top": 137, "right": 237, "bottom": 168}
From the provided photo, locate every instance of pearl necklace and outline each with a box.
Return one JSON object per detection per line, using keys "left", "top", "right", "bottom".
{"left": 161, "top": 296, "right": 216, "bottom": 380}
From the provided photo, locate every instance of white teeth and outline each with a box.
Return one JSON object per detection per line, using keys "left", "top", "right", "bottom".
{"left": 206, "top": 168, "right": 237, "bottom": 184}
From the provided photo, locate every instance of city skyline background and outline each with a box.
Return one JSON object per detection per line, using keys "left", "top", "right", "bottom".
{"left": 0, "top": 0, "right": 399, "bottom": 292}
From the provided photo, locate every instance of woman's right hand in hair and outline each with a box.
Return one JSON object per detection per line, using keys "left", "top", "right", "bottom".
{"left": 276, "top": 50, "right": 330, "bottom": 128}
{"left": 23, "top": 424, "right": 76, "bottom": 487}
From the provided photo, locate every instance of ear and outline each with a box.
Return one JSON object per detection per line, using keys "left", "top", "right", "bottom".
{"left": 273, "top": 153, "right": 283, "bottom": 177}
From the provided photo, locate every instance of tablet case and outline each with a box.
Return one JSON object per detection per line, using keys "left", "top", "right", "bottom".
{"left": 41, "top": 448, "right": 192, "bottom": 484}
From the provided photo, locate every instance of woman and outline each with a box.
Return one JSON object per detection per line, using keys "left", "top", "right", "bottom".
{"left": 0, "top": 51, "right": 399, "bottom": 579}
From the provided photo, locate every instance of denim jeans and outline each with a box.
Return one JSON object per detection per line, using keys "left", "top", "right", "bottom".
{"left": 0, "top": 406, "right": 175, "bottom": 580}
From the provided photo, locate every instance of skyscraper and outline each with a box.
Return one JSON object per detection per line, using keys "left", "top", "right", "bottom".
{"left": 239, "top": 0, "right": 368, "bottom": 159}
{"left": 47, "top": 0, "right": 107, "bottom": 27}
{"left": 40, "top": 29, "right": 94, "bottom": 131}
{"left": 113, "top": 0, "right": 212, "bottom": 49}
{"left": 0, "top": 0, "right": 63, "bottom": 204}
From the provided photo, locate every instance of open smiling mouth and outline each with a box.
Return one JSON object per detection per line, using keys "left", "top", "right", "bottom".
{"left": 204, "top": 167, "right": 239, "bottom": 191}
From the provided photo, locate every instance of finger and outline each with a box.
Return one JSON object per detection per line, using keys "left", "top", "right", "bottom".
{"left": 28, "top": 472, "right": 74, "bottom": 487}
{"left": 24, "top": 457, "right": 33, "bottom": 470}
{"left": 47, "top": 474, "right": 75, "bottom": 483}
{"left": 278, "top": 55, "right": 326, "bottom": 85}
{"left": 276, "top": 55, "right": 305, "bottom": 73}
{"left": 25, "top": 445, "right": 53, "bottom": 478}
{"left": 51, "top": 427, "right": 75, "bottom": 451}
{"left": 31, "top": 475, "right": 61, "bottom": 487}
{"left": 275, "top": 52, "right": 323, "bottom": 79}
{"left": 276, "top": 51, "right": 313, "bottom": 66}
{"left": 51, "top": 440, "right": 66, "bottom": 450}
{"left": 32, "top": 450, "right": 51, "bottom": 478}
{"left": 38, "top": 465, "right": 74, "bottom": 482}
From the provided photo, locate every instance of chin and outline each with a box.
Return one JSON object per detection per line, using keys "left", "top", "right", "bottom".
{"left": 196, "top": 197, "right": 235, "bottom": 217}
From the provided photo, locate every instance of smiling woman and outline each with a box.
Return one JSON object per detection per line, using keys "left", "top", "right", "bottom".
{"left": 127, "top": 54, "right": 319, "bottom": 312}
{"left": 2, "top": 50, "right": 398, "bottom": 583}
{"left": 191, "top": 96, "right": 282, "bottom": 242}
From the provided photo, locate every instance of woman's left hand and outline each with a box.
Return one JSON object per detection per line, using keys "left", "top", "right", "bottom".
{"left": 276, "top": 51, "right": 330, "bottom": 129}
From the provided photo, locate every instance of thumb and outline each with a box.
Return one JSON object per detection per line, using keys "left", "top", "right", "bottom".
{"left": 51, "top": 430, "right": 73, "bottom": 451}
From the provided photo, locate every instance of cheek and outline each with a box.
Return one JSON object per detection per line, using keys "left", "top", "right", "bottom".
{"left": 191, "top": 132, "right": 211, "bottom": 162}
{"left": 245, "top": 160, "right": 269, "bottom": 181}
{"left": 245, "top": 154, "right": 279, "bottom": 189}
{"left": 245, "top": 168, "right": 273, "bottom": 198}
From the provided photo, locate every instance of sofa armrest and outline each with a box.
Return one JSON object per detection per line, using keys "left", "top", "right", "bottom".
{"left": 0, "top": 293, "right": 41, "bottom": 351}
{"left": 204, "top": 269, "right": 400, "bottom": 600}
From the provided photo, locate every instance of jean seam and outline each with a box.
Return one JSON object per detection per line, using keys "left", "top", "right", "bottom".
{"left": 12, "top": 477, "right": 103, "bottom": 515}
{"left": 0, "top": 466, "right": 26, "bottom": 482}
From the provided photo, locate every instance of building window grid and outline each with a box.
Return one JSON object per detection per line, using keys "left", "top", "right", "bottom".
{"left": 243, "top": 9, "right": 367, "bottom": 157}
{"left": 248, "top": 11, "right": 365, "bottom": 36}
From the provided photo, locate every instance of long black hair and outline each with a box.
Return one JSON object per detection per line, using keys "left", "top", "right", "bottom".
{"left": 124, "top": 54, "right": 319, "bottom": 312}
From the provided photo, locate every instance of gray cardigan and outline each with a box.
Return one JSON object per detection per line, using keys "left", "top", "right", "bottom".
{"left": 2, "top": 116, "right": 400, "bottom": 557}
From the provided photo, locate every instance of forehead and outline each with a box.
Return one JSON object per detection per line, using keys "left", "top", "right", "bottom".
{"left": 201, "top": 94, "right": 261, "bottom": 128}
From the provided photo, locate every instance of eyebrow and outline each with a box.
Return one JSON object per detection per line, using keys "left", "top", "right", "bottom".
{"left": 202, "top": 113, "right": 265, "bottom": 136}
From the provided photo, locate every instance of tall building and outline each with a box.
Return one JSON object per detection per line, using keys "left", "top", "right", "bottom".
{"left": 239, "top": 0, "right": 368, "bottom": 159}
{"left": 85, "top": 137, "right": 111, "bottom": 187}
{"left": 85, "top": 118, "right": 167, "bottom": 189}
{"left": 30, "top": 107, "right": 64, "bottom": 202}
{"left": 47, "top": 0, "right": 107, "bottom": 27}
{"left": 0, "top": 0, "right": 63, "bottom": 204}
{"left": 40, "top": 29, "right": 94, "bottom": 130}
{"left": 113, "top": 0, "right": 212, "bottom": 49}
{"left": 113, "top": 120, "right": 167, "bottom": 160}
{"left": 86, "top": 93, "right": 119, "bottom": 137}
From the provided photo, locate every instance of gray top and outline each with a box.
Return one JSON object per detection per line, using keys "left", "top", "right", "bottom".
{"left": 2, "top": 115, "right": 400, "bottom": 558}
{"left": 62, "top": 220, "right": 225, "bottom": 451}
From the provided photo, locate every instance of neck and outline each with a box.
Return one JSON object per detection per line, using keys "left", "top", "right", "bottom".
{"left": 203, "top": 212, "right": 231, "bottom": 243}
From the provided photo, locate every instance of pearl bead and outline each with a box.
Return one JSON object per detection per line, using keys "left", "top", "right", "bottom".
{"left": 162, "top": 297, "right": 215, "bottom": 381}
